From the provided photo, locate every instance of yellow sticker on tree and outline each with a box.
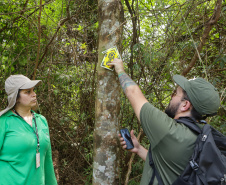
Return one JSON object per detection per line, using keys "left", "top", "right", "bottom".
{"left": 101, "top": 46, "right": 121, "bottom": 71}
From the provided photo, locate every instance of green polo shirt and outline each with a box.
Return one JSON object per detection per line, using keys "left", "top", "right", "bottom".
{"left": 0, "top": 110, "right": 57, "bottom": 185}
{"left": 140, "top": 102, "right": 198, "bottom": 185}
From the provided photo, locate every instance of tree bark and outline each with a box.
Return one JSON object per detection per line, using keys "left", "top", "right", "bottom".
{"left": 92, "top": 0, "right": 123, "bottom": 184}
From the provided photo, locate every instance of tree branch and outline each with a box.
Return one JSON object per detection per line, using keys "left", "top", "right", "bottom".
{"left": 182, "top": 0, "right": 222, "bottom": 76}
{"left": 31, "top": 16, "right": 71, "bottom": 79}
{"left": 124, "top": 130, "right": 143, "bottom": 185}
{"left": 33, "top": 0, "right": 43, "bottom": 80}
{"left": 0, "top": 1, "right": 53, "bottom": 16}
{"left": 124, "top": 0, "right": 138, "bottom": 78}
{"left": 0, "top": 1, "right": 52, "bottom": 34}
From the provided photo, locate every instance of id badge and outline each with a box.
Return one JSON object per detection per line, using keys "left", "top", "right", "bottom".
{"left": 36, "top": 152, "right": 40, "bottom": 168}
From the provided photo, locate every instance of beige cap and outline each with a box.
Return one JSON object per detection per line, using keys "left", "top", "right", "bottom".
{"left": 0, "top": 75, "right": 41, "bottom": 116}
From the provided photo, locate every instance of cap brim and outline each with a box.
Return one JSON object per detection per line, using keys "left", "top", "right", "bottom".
{"left": 20, "top": 80, "right": 41, "bottom": 89}
{"left": 173, "top": 75, "right": 188, "bottom": 90}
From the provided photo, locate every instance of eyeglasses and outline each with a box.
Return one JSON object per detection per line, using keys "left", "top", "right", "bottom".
{"left": 171, "top": 89, "right": 177, "bottom": 98}
{"left": 171, "top": 89, "right": 189, "bottom": 101}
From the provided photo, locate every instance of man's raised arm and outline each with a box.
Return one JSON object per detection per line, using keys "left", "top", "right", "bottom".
{"left": 109, "top": 58, "right": 148, "bottom": 122}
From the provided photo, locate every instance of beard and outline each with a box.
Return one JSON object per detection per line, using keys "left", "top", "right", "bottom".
{"left": 165, "top": 101, "right": 180, "bottom": 119}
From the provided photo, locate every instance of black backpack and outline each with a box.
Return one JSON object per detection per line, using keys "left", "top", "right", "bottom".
{"left": 148, "top": 117, "right": 226, "bottom": 185}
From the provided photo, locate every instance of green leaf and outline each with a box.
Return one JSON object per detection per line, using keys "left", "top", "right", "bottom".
{"left": 220, "top": 60, "right": 225, "bottom": 68}
{"left": 222, "top": 6, "right": 226, "bottom": 12}
{"left": 77, "top": 25, "right": 84, "bottom": 33}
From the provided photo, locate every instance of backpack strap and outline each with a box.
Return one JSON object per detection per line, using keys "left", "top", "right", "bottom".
{"left": 175, "top": 117, "right": 208, "bottom": 184}
{"left": 148, "top": 145, "right": 164, "bottom": 185}
{"left": 148, "top": 117, "right": 202, "bottom": 185}
{"left": 175, "top": 117, "right": 202, "bottom": 135}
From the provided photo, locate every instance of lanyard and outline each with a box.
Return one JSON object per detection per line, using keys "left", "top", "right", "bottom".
{"left": 13, "top": 109, "right": 40, "bottom": 153}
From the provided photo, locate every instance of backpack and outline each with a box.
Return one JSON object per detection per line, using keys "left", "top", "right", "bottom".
{"left": 148, "top": 117, "right": 226, "bottom": 185}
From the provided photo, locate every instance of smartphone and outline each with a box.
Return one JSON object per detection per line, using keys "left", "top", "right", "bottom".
{"left": 120, "top": 128, "right": 134, "bottom": 150}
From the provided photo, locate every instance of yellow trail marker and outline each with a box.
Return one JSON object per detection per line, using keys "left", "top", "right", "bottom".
{"left": 101, "top": 46, "right": 121, "bottom": 71}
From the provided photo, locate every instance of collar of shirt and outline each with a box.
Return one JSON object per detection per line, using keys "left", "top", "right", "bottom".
{"left": 5, "top": 110, "right": 41, "bottom": 119}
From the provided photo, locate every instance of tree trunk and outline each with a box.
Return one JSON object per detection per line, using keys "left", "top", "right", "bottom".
{"left": 92, "top": 0, "right": 123, "bottom": 184}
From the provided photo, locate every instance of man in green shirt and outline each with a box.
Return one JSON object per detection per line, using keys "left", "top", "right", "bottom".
{"left": 109, "top": 59, "right": 220, "bottom": 185}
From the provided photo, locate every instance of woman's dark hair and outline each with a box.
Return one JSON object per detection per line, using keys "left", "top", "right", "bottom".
{"left": 182, "top": 89, "right": 203, "bottom": 121}
{"left": 16, "top": 89, "right": 22, "bottom": 100}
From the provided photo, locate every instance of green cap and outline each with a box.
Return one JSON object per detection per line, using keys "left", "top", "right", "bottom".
{"left": 173, "top": 75, "right": 220, "bottom": 116}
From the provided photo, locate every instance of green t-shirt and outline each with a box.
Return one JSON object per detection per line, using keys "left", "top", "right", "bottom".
{"left": 140, "top": 102, "right": 198, "bottom": 185}
{"left": 0, "top": 110, "right": 57, "bottom": 185}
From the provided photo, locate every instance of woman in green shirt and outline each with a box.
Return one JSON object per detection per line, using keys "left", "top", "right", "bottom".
{"left": 0, "top": 75, "right": 57, "bottom": 185}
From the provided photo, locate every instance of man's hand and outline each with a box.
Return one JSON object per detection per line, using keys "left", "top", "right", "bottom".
{"left": 118, "top": 130, "right": 148, "bottom": 161}
{"left": 108, "top": 58, "right": 125, "bottom": 74}
{"left": 119, "top": 130, "right": 139, "bottom": 153}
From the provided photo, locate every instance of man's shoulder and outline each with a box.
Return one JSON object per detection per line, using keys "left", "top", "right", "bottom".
{"left": 140, "top": 102, "right": 174, "bottom": 124}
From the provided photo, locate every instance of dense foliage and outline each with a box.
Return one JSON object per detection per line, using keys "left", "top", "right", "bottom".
{"left": 0, "top": 0, "right": 225, "bottom": 184}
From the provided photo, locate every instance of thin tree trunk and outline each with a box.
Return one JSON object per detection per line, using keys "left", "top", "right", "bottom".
{"left": 182, "top": 0, "right": 222, "bottom": 76}
{"left": 124, "top": 130, "right": 143, "bottom": 185}
{"left": 92, "top": 0, "right": 123, "bottom": 184}
{"left": 124, "top": 0, "right": 138, "bottom": 78}
{"left": 33, "top": 0, "right": 42, "bottom": 80}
